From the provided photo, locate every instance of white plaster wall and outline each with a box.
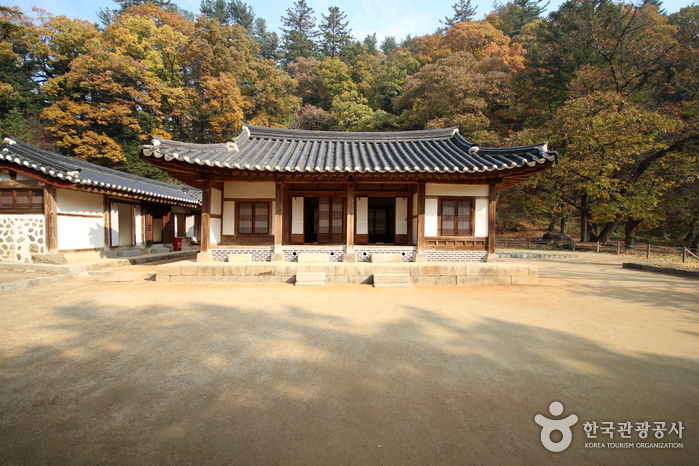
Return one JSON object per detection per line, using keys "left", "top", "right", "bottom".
{"left": 356, "top": 197, "right": 368, "bottom": 235}
{"left": 185, "top": 215, "right": 195, "bottom": 238}
{"left": 425, "top": 184, "right": 489, "bottom": 197}
{"left": 224, "top": 181, "right": 275, "bottom": 199}
{"left": 57, "top": 216, "right": 105, "bottom": 250}
{"left": 210, "top": 218, "right": 222, "bottom": 244}
{"left": 0, "top": 173, "right": 11, "bottom": 181}
{"left": 270, "top": 202, "right": 275, "bottom": 235}
{"left": 110, "top": 203, "right": 119, "bottom": 246}
{"left": 412, "top": 193, "right": 418, "bottom": 244}
{"left": 211, "top": 188, "right": 222, "bottom": 215}
{"left": 396, "top": 197, "right": 408, "bottom": 235}
{"left": 134, "top": 205, "right": 143, "bottom": 245}
{"left": 291, "top": 197, "right": 303, "bottom": 235}
{"left": 425, "top": 198, "right": 439, "bottom": 236}
{"left": 222, "top": 201, "right": 235, "bottom": 235}
{"left": 475, "top": 198, "right": 489, "bottom": 237}
{"left": 16, "top": 173, "right": 34, "bottom": 181}
{"left": 57, "top": 189, "right": 103, "bottom": 215}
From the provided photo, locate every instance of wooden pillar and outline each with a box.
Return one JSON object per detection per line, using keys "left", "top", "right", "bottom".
{"left": 407, "top": 189, "right": 413, "bottom": 247}
{"left": 417, "top": 182, "right": 426, "bottom": 254}
{"left": 201, "top": 179, "right": 212, "bottom": 254}
{"left": 346, "top": 182, "right": 355, "bottom": 253}
{"left": 44, "top": 187, "right": 58, "bottom": 253}
{"left": 488, "top": 182, "right": 497, "bottom": 254}
{"left": 274, "top": 181, "right": 283, "bottom": 253}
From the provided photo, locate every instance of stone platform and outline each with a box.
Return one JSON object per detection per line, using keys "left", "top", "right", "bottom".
{"left": 156, "top": 261, "right": 538, "bottom": 286}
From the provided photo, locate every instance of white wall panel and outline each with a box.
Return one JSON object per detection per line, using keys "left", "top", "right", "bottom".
{"left": 291, "top": 197, "right": 304, "bottom": 234}
{"left": 57, "top": 189, "right": 103, "bottom": 215}
{"left": 425, "top": 198, "right": 438, "bottom": 236}
{"left": 211, "top": 188, "right": 222, "bottom": 215}
{"left": 475, "top": 198, "right": 489, "bottom": 237}
{"left": 57, "top": 216, "right": 105, "bottom": 250}
{"left": 210, "top": 218, "right": 222, "bottom": 245}
{"left": 425, "top": 184, "right": 489, "bottom": 197}
{"left": 185, "top": 215, "right": 195, "bottom": 238}
{"left": 134, "top": 205, "right": 143, "bottom": 245}
{"left": 356, "top": 197, "right": 368, "bottom": 235}
{"left": 222, "top": 201, "right": 235, "bottom": 235}
{"left": 395, "top": 197, "right": 408, "bottom": 235}
{"left": 110, "top": 203, "right": 119, "bottom": 247}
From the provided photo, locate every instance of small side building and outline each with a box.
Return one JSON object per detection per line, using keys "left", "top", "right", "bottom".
{"left": 139, "top": 125, "right": 556, "bottom": 263}
{"left": 0, "top": 135, "right": 201, "bottom": 263}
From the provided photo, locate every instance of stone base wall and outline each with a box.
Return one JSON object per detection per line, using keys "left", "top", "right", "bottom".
{"left": 210, "top": 247, "right": 484, "bottom": 263}
{"left": 156, "top": 262, "right": 537, "bottom": 285}
{"left": 0, "top": 214, "right": 46, "bottom": 263}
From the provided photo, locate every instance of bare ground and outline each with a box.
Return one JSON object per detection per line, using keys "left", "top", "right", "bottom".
{"left": 0, "top": 254, "right": 697, "bottom": 465}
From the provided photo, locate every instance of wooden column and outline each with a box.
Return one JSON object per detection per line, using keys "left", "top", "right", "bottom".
{"left": 44, "top": 187, "right": 58, "bottom": 253}
{"left": 488, "top": 182, "right": 497, "bottom": 254}
{"left": 201, "top": 179, "right": 212, "bottom": 254}
{"left": 417, "top": 182, "right": 426, "bottom": 254}
{"left": 346, "top": 182, "right": 355, "bottom": 253}
{"left": 274, "top": 181, "right": 283, "bottom": 253}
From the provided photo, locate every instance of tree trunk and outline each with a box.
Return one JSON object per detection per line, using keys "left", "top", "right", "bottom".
{"left": 624, "top": 219, "right": 642, "bottom": 246}
{"left": 547, "top": 218, "right": 556, "bottom": 232}
{"left": 580, "top": 194, "right": 590, "bottom": 242}
{"left": 560, "top": 216, "right": 569, "bottom": 235}
{"left": 691, "top": 231, "right": 699, "bottom": 253}
{"left": 596, "top": 220, "right": 619, "bottom": 245}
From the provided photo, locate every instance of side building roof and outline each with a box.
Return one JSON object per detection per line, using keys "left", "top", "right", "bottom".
{"left": 1, "top": 135, "right": 201, "bottom": 207}
{"left": 139, "top": 124, "right": 557, "bottom": 189}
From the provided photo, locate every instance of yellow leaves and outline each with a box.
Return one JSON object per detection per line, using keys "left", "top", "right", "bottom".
{"left": 63, "top": 131, "right": 125, "bottom": 162}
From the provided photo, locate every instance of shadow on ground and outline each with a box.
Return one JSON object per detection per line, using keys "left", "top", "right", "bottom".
{"left": 1, "top": 284, "right": 697, "bottom": 464}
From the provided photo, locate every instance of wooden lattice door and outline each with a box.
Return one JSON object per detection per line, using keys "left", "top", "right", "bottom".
{"left": 317, "top": 197, "right": 344, "bottom": 243}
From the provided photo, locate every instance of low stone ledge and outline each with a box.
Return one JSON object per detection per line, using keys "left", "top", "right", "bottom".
{"left": 623, "top": 262, "right": 699, "bottom": 278}
{"left": 154, "top": 261, "right": 538, "bottom": 285}
{"left": 371, "top": 254, "right": 402, "bottom": 263}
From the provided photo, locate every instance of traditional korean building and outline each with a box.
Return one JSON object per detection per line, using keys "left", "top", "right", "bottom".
{"left": 140, "top": 125, "right": 556, "bottom": 263}
{"left": 0, "top": 135, "right": 201, "bottom": 263}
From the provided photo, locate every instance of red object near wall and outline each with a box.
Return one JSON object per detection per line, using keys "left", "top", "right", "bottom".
{"left": 173, "top": 237, "right": 183, "bottom": 251}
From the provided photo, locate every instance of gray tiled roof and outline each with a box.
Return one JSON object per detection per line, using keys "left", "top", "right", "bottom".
{"left": 1, "top": 135, "right": 201, "bottom": 206}
{"left": 140, "top": 125, "right": 557, "bottom": 174}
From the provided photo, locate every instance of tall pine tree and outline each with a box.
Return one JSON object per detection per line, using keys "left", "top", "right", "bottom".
{"left": 319, "top": 6, "right": 353, "bottom": 58}
{"left": 441, "top": 0, "right": 478, "bottom": 28}
{"left": 281, "top": 0, "right": 318, "bottom": 65}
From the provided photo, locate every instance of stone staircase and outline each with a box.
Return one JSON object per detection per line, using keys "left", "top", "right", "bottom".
{"left": 373, "top": 273, "right": 411, "bottom": 288}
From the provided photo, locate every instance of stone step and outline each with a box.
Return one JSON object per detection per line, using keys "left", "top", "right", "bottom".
{"left": 295, "top": 272, "right": 325, "bottom": 286}
{"left": 373, "top": 273, "right": 411, "bottom": 288}
{"left": 116, "top": 249, "right": 142, "bottom": 258}
{"left": 150, "top": 248, "right": 171, "bottom": 254}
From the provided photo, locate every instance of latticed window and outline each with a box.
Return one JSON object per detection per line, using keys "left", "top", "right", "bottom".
{"left": 0, "top": 190, "right": 43, "bottom": 211}
{"left": 237, "top": 201, "right": 270, "bottom": 234}
{"left": 439, "top": 198, "right": 472, "bottom": 236}
{"left": 317, "top": 197, "right": 343, "bottom": 243}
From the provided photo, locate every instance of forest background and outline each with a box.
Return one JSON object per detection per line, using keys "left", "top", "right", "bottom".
{"left": 1, "top": 0, "right": 698, "bottom": 247}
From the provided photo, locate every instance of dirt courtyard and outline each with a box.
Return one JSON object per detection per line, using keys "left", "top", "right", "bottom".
{"left": 0, "top": 255, "right": 697, "bottom": 464}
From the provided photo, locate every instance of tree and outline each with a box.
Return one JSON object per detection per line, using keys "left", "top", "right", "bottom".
{"left": 363, "top": 33, "right": 378, "bottom": 55}
{"left": 486, "top": 0, "right": 549, "bottom": 37}
{"left": 281, "top": 0, "right": 318, "bottom": 65}
{"left": 227, "top": 0, "right": 254, "bottom": 31}
{"left": 199, "top": 0, "right": 228, "bottom": 24}
{"left": 252, "top": 18, "right": 279, "bottom": 60}
{"left": 380, "top": 36, "right": 397, "bottom": 55}
{"left": 440, "top": 0, "right": 478, "bottom": 28}
{"left": 319, "top": 6, "right": 353, "bottom": 58}
{"left": 314, "top": 56, "right": 357, "bottom": 109}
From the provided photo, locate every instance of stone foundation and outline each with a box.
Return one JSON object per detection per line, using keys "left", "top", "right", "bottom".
{"left": 0, "top": 214, "right": 46, "bottom": 263}
{"left": 209, "top": 247, "right": 486, "bottom": 263}
{"left": 156, "top": 261, "right": 537, "bottom": 285}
